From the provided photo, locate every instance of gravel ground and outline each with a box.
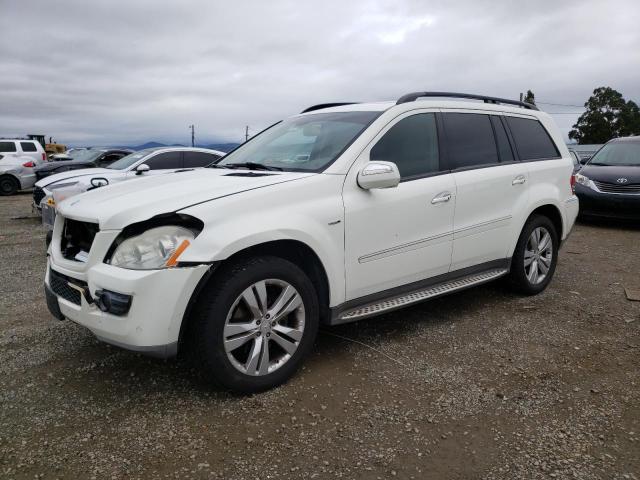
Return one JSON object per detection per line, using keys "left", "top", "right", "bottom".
{"left": 1, "top": 192, "right": 639, "bottom": 479}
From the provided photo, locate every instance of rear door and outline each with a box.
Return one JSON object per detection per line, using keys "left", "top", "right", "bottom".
{"left": 19, "top": 141, "right": 42, "bottom": 164}
{"left": 443, "top": 111, "right": 529, "bottom": 271}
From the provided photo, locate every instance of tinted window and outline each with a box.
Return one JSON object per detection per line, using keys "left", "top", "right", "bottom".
{"left": 145, "top": 151, "right": 183, "bottom": 170}
{"left": 490, "top": 117, "right": 514, "bottom": 162}
{"left": 20, "top": 142, "right": 37, "bottom": 152}
{"left": 442, "top": 113, "right": 499, "bottom": 169}
{"left": 370, "top": 113, "right": 439, "bottom": 179}
{"left": 0, "top": 142, "right": 17, "bottom": 152}
{"left": 98, "top": 153, "right": 126, "bottom": 165}
{"left": 184, "top": 151, "right": 220, "bottom": 168}
{"left": 506, "top": 117, "right": 560, "bottom": 160}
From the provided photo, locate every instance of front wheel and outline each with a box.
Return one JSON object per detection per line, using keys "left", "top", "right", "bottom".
{"left": 190, "top": 256, "right": 319, "bottom": 393}
{"left": 508, "top": 214, "right": 559, "bottom": 295}
{"left": 0, "top": 175, "right": 19, "bottom": 196}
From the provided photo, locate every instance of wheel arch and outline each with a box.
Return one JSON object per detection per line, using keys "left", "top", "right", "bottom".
{"left": 0, "top": 173, "right": 21, "bottom": 193}
{"left": 177, "top": 239, "right": 331, "bottom": 352}
{"left": 508, "top": 201, "right": 564, "bottom": 258}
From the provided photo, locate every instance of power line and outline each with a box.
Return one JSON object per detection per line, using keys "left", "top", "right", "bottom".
{"left": 536, "top": 101, "right": 585, "bottom": 108}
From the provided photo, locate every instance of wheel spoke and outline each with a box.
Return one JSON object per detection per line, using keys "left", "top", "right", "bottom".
{"left": 224, "top": 331, "right": 255, "bottom": 352}
{"left": 258, "top": 336, "right": 270, "bottom": 375}
{"left": 527, "top": 259, "right": 538, "bottom": 283}
{"left": 524, "top": 250, "right": 535, "bottom": 267}
{"left": 224, "top": 321, "right": 257, "bottom": 337}
{"left": 241, "top": 281, "right": 268, "bottom": 319}
{"left": 530, "top": 229, "right": 539, "bottom": 250}
{"left": 538, "top": 257, "right": 550, "bottom": 275}
{"left": 538, "top": 232, "right": 551, "bottom": 252}
{"left": 244, "top": 336, "right": 262, "bottom": 373}
{"left": 272, "top": 331, "right": 297, "bottom": 355}
{"left": 273, "top": 323, "right": 303, "bottom": 342}
{"left": 269, "top": 286, "right": 302, "bottom": 322}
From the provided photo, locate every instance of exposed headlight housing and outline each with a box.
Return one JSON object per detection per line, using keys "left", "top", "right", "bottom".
{"left": 109, "top": 226, "right": 195, "bottom": 270}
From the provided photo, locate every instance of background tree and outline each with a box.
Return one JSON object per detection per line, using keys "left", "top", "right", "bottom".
{"left": 569, "top": 87, "right": 640, "bottom": 144}
{"left": 523, "top": 90, "right": 535, "bottom": 105}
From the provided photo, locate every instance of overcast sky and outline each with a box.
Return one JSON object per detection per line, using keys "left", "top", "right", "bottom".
{"left": 1, "top": 0, "right": 639, "bottom": 146}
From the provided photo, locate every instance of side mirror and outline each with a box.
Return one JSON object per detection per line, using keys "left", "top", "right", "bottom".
{"left": 579, "top": 157, "right": 589, "bottom": 165}
{"left": 357, "top": 161, "right": 400, "bottom": 190}
{"left": 135, "top": 163, "right": 150, "bottom": 175}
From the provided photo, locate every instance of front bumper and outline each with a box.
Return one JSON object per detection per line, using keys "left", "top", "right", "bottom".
{"left": 575, "top": 184, "right": 640, "bottom": 220}
{"left": 44, "top": 258, "right": 211, "bottom": 358}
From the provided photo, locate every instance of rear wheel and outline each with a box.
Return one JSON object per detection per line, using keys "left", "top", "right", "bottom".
{"left": 508, "top": 214, "right": 559, "bottom": 295}
{"left": 191, "top": 256, "right": 319, "bottom": 393}
{"left": 0, "top": 175, "right": 19, "bottom": 196}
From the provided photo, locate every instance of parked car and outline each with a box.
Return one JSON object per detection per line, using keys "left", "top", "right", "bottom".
{"left": 44, "top": 92, "right": 578, "bottom": 393}
{"left": 574, "top": 136, "right": 640, "bottom": 220}
{"left": 34, "top": 148, "right": 133, "bottom": 180}
{"left": 33, "top": 147, "right": 224, "bottom": 229}
{"left": 0, "top": 139, "right": 47, "bottom": 194}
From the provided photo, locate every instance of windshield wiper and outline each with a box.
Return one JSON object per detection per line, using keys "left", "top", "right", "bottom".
{"left": 222, "top": 162, "right": 283, "bottom": 171}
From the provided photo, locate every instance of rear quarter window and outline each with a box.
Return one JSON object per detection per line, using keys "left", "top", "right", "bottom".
{"left": 20, "top": 142, "right": 38, "bottom": 152}
{"left": 506, "top": 117, "right": 560, "bottom": 160}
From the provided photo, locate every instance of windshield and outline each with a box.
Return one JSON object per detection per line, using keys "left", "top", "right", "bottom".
{"left": 63, "top": 149, "right": 103, "bottom": 162}
{"left": 107, "top": 148, "right": 160, "bottom": 170}
{"left": 588, "top": 141, "right": 640, "bottom": 167}
{"left": 215, "top": 111, "right": 381, "bottom": 172}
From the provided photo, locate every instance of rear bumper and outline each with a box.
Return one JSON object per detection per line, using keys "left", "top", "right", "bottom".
{"left": 562, "top": 195, "right": 579, "bottom": 243}
{"left": 575, "top": 184, "right": 640, "bottom": 220}
{"left": 19, "top": 172, "right": 37, "bottom": 190}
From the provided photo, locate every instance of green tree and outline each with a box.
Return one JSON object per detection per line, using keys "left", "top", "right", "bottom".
{"left": 523, "top": 90, "right": 535, "bottom": 105}
{"left": 568, "top": 87, "right": 640, "bottom": 144}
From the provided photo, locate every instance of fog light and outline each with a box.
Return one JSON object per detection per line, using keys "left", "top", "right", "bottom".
{"left": 94, "top": 289, "right": 132, "bottom": 316}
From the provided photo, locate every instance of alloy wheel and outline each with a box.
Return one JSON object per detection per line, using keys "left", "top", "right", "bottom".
{"left": 524, "top": 226, "right": 553, "bottom": 285}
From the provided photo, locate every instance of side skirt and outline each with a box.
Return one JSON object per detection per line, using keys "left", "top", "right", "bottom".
{"left": 328, "top": 259, "right": 510, "bottom": 325}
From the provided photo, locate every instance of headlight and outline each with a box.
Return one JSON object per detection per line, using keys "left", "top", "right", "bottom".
{"left": 110, "top": 226, "right": 195, "bottom": 270}
{"left": 574, "top": 173, "right": 592, "bottom": 187}
{"left": 48, "top": 181, "right": 79, "bottom": 191}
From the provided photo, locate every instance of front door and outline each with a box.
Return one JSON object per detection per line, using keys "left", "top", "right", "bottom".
{"left": 343, "top": 112, "right": 456, "bottom": 301}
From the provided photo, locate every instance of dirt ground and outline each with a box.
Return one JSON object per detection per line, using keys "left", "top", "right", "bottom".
{"left": 1, "top": 192, "right": 639, "bottom": 480}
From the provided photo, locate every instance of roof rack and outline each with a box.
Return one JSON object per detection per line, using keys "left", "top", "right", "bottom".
{"left": 396, "top": 91, "right": 538, "bottom": 110}
{"left": 300, "top": 102, "right": 359, "bottom": 114}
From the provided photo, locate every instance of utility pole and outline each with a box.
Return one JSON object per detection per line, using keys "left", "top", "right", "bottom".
{"left": 245, "top": 126, "right": 250, "bottom": 142}
{"left": 519, "top": 92, "right": 523, "bottom": 102}
{"left": 189, "top": 124, "right": 195, "bottom": 147}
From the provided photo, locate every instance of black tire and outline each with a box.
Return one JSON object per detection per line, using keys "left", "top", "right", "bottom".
{"left": 0, "top": 175, "right": 19, "bottom": 196}
{"left": 507, "top": 214, "right": 559, "bottom": 295}
{"left": 190, "top": 255, "right": 319, "bottom": 393}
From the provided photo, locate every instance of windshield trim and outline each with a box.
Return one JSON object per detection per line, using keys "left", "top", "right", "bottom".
{"left": 212, "top": 111, "right": 382, "bottom": 173}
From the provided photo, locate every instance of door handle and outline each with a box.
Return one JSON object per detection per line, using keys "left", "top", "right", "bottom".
{"left": 512, "top": 175, "right": 526, "bottom": 185}
{"left": 431, "top": 192, "right": 452, "bottom": 204}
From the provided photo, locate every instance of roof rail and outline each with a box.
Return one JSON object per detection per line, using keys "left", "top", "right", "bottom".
{"left": 300, "top": 102, "right": 359, "bottom": 114}
{"left": 396, "top": 91, "right": 538, "bottom": 110}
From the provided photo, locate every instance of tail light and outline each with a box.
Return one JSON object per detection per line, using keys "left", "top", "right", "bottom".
{"left": 23, "top": 161, "right": 35, "bottom": 168}
{"left": 570, "top": 174, "right": 576, "bottom": 194}
{"left": 42, "top": 152, "right": 46, "bottom": 161}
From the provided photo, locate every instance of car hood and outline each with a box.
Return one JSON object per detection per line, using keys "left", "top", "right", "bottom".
{"left": 35, "top": 160, "right": 95, "bottom": 172}
{"left": 57, "top": 169, "right": 314, "bottom": 230}
{"left": 35, "top": 168, "right": 117, "bottom": 188}
{"left": 580, "top": 164, "right": 640, "bottom": 184}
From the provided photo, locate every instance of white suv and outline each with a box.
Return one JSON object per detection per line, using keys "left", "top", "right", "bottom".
{"left": 0, "top": 139, "right": 46, "bottom": 194}
{"left": 44, "top": 92, "right": 579, "bottom": 393}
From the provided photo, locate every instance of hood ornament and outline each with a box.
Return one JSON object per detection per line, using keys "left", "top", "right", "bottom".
{"left": 616, "top": 178, "right": 628, "bottom": 184}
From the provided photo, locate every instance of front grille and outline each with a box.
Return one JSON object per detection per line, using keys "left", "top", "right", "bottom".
{"left": 61, "top": 218, "right": 99, "bottom": 261}
{"left": 593, "top": 180, "right": 640, "bottom": 194}
{"left": 49, "top": 269, "right": 86, "bottom": 305}
{"left": 33, "top": 186, "right": 46, "bottom": 205}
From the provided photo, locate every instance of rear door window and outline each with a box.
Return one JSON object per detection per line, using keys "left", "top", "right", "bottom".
{"left": 20, "top": 142, "right": 38, "bottom": 152}
{"left": 505, "top": 117, "right": 560, "bottom": 160}
{"left": 144, "top": 151, "right": 183, "bottom": 170}
{"left": 370, "top": 113, "right": 440, "bottom": 179}
{"left": 441, "top": 113, "right": 499, "bottom": 169}
{"left": 183, "top": 151, "right": 221, "bottom": 168}
{"left": 0, "top": 142, "right": 17, "bottom": 152}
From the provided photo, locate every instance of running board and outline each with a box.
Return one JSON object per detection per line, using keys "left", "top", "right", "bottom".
{"left": 337, "top": 268, "right": 508, "bottom": 323}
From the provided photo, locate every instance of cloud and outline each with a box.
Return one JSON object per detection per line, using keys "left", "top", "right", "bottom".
{"left": 0, "top": 0, "right": 638, "bottom": 144}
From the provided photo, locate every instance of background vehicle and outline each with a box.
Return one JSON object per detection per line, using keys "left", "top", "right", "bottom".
{"left": 44, "top": 92, "right": 578, "bottom": 393}
{"left": 574, "top": 136, "right": 640, "bottom": 220}
{"left": 34, "top": 146, "right": 225, "bottom": 218}
{"left": 34, "top": 148, "right": 132, "bottom": 179}
{"left": 0, "top": 139, "right": 47, "bottom": 195}
{"left": 569, "top": 149, "right": 582, "bottom": 173}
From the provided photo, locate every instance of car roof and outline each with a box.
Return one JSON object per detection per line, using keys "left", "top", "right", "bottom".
{"left": 609, "top": 135, "right": 640, "bottom": 143}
